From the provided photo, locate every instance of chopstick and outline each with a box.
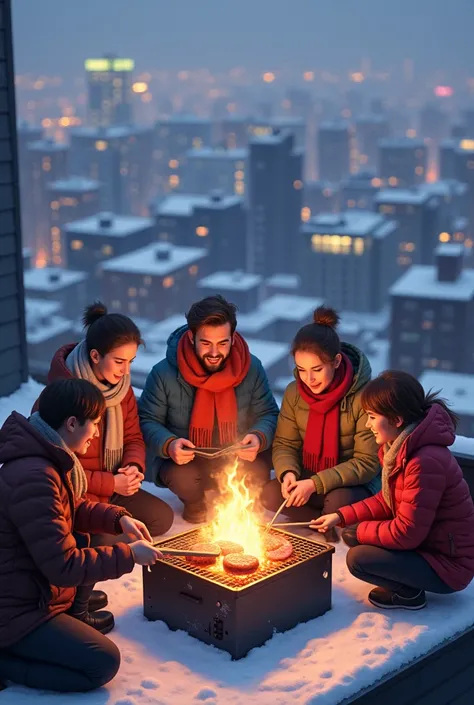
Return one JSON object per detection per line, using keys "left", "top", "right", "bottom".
{"left": 153, "top": 546, "right": 221, "bottom": 558}
{"left": 271, "top": 521, "right": 313, "bottom": 528}
{"left": 263, "top": 497, "right": 288, "bottom": 535}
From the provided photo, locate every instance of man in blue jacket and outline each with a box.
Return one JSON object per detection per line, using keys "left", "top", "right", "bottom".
{"left": 138, "top": 295, "right": 279, "bottom": 522}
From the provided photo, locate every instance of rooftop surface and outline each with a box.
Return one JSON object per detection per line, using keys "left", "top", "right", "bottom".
{"left": 101, "top": 243, "right": 207, "bottom": 276}
{"left": 65, "top": 213, "right": 154, "bottom": 237}
{"left": 197, "top": 271, "right": 263, "bottom": 292}
{"left": 390, "top": 265, "right": 474, "bottom": 301}
{"left": 24, "top": 267, "right": 88, "bottom": 292}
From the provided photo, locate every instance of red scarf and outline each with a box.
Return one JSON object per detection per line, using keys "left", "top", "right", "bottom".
{"left": 177, "top": 331, "right": 251, "bottom": 447}
{"left": 297, "top": 353, "right": 353, "bottom": 474}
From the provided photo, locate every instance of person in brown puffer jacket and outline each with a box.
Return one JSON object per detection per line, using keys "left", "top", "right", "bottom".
{"left": 0, "top": 379, "right": 162, "bottom": 693}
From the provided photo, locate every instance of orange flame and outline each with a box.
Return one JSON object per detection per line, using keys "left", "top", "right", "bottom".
{"left": 206, "top": 458, "right": 265, "bottom": 560}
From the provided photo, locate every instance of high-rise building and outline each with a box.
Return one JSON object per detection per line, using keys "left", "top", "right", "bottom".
{"left": 301, "top": 211, "right": 399, "bottom": 313}
{"left": 378, "top": 137, "right": 427, "bottom": 188}
{"left": 23, "top": 139, "right": 68, "bottom": 263}
{"left": 182, "top": 147, "right": 247, "bottom": 198}
{"left": 17, "top": 121, "right": 42, "bottom": 250}
{"left": 101, "top": 242, "right": 208, "bottom": 319}
{"left": 218, "top": 116, "right": 250, "bottom": 150}
{"left": 451, "top": 139, "right": 474, "bottom": 237}
{"left": 375, "top": 187, "right": 441, "bottom": 268}
{"left": 341, "top": 171, "right": 381, "bottom": 211}
{"left": 70, "top": 125, "right": 153, "bottom": 216}
{"left": 47, "top": 177, "right": 101, "bottom": 266}
{"left": 439, "top": 139, "right": 457, "bottom": 180}
{"left": 24, "top": 267, "right": 89, "bottom": 320}
{"left": 192, "top": 192, "right": 247, "bottom": 270}
{"left": 354, "top": 115, "right": 390, "bottom": 172}
{"left": 153, "top": 116, "right": 213, "bottom": 194}
{"left": 197, "top": 271, "right": 264, "bottom": 313}
{"left": 85, "top": 55, "right": 134, "bottom": 127}
{"left": 317, "top": 121, "right": 351, "bottom": 181}
{"left": 302, "top": 180, "right": 339, "bottom": 219}
{"left": 248, "top": 128, "right": 303, "bottom": 276}
{"left": 390, "top": 243, "right": 474, "bottom": 376}
{"left": 0, "top": 0, "right": 28, "bottom": 396}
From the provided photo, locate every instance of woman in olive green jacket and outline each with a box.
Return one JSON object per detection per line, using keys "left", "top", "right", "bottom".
{"left": 261, "top": 306, "right": 380, "bottom": 534}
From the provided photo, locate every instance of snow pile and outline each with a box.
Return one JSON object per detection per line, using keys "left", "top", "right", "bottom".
{"left": 0, "top": 380, "right": 474, "bottom": 705}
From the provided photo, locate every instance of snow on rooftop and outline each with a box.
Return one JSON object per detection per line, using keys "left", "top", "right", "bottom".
{"left": 260, "top": 294, "right": 322, "bottom": 321}
{"left": 1, "top": 381, "right": 474, "bottom": 704}
{"left": 25, "top": 298, "right": 62, "bottom": 321}
{"left": 186, "top": 147, "right": 248, "bottom": 160}
{"left": 246, "top": 338, "right": 289, "bottom": 369}
{"left": 265, "top": 273, "right": 300, "bottom": 289}
{"left": 24, "top": 267, "right": 88, "bottom": 292}
{"left": 65, "top": 213, "right": 154, "bottom": 237}
{"left": 307, "top": 211, "right": 387, "bottom": 237}
{"left": 375, "top": 188, "right": 432, "bottom": 206}
{"left": 48, "top": 177, "right": 101, "bottom": 192}
{"left": 101, "top": 243, "right": 207, "bottom": 276}
{"left": 157, "top": 193, "right": 240, "bottom": 217}
{"left": 145, "top": 315, "right": 187, "bottom": 344}
{"left": 71, "top": 125, "right": 149, "bottom": 139}
{"left": 339, "top": 307, "right": 390, "bottom": 334}
{"left": 198, "top": 271, "right": 263, "bottom": 292}
{"left": 379, "top": 137, "right": 425, "bottom": 149}
{"left": 28, "top": 139, "right": 68, "bottom": 152}
{"left": 419, "top": 371, "right": 474, "bottom": 416}
{"left": 27, "top": 316, "right": 73, "bottom": 345}
{"left": 390, "top": 265, "right": 474, "bottom": 301}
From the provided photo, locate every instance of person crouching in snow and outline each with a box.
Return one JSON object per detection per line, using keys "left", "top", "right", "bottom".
{"left": 0, "top": 379, "right": 162, "bottom": 693}
{"left": 311, "top": 370, "right": 474, "bottom": 610}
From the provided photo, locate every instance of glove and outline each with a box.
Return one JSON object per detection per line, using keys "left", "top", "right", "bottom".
{"left": 341, "top": 527, "right": 360, "bottom": 547}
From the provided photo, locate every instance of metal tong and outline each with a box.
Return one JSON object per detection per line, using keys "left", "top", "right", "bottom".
{"left": 263, "top": 497, "right": 288, "bottom": 535}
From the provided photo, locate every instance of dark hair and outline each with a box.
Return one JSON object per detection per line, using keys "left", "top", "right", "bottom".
{"left": 291, "top": 306, "right": 341, "bottom": 362}
{"left": 186, "top": 295, "right": 238, "bottom": 335}
{"left": 361, "top": 370, "right": 459, "bottom": 429}
{"left": 83, "top": 301, "right": 143, "bottom": 357}
{"left": 38, "top": 379, "right": 106, "bottom": 430}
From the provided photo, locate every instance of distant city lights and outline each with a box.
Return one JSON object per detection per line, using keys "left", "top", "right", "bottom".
{"left": 434, "top": 85, "right": 453, "bottom": 97}
{"left": 262, "top": 72, "right": 276, "bottom": 83}
{"left": 132, "top": 81, "right": 148, "bottom": 94}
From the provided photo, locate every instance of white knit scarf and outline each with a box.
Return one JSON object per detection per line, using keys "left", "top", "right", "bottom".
{"left": 382, "top": 422, "right": 419, "bottom": 511}
{"left": 66, "top": 340, "right": 130, "bottom": 472}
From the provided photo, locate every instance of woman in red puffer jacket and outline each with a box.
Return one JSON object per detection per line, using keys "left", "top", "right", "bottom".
{"left": 311, "top": 370, "right": 474, "bottom": 610}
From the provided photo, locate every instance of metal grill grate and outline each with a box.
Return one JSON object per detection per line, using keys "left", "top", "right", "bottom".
{"left": 154, "top": 525, "right": 331, "bottom": 591}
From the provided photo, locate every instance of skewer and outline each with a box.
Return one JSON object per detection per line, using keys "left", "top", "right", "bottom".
{"left": 272, "top": 521, "right": 313, "bottom": 528}
{"left": 153, "top": 546, "right": 221, "bottom": 558}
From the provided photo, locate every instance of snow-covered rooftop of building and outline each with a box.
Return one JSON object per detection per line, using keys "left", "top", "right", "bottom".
{"left": 48, "top": 177, "right": 101, "bottom": 193}
{"left": 24, "top": 267, "right": 88, "bottom": 292}
{"left": 375, "top": 188, "right": 433, "bottom": 206}
{"left": 419, "top": 371, "right": 474, "bottom": 416}
{"left": 319, "top": 120, "right": 350, "bottom": 131}
{"left": 198, "top": 271, "right": 263, "bottom": 292}
{"left": 26, "top": 315, "right": 73, "bottom": 345}
{"left": 339, "top": 307, "right": 390, "bottom": 334}
{"left": 379, "top": 137, "right": 425, "bottom": 149}
{"left": 101, "top": 243, "right": 207, "bottom": 276}
{"left": 238, "top": 294, "right": 323, "bottom": 333}
{"left": 246, "top": 338, "right": 290, "bottom": 369}
{"left": 249, "top": 129, "right": 292, "bottom": 145}
{"left": 185, "top": 147, "right": 248, "bottom": 160}
{"left": 27, "top": 139, "right": 68, "bottom": 152}
{"left": 390, "top": 265, "right": 474, "bottom": 301}
{"left": 355, "top": 114, "right": 388, "bottom": 125}
{"left": 157, "top": 193, "right": 241, "bottom": 217}
{"left": 2, "top": 380, "right": 474, "bottom": 705}
{"left": 65, "top": 213, "right": 154, "bottom": 237}
{"left": 306, "top": 211, "right": 390, "bottom": 237}
{"left": 70, "top": 125, "right": 150, "bottom": 139}
{"left": 25, "top": 297, "right": 62, "bottom": 322}
{"left": 145, "top": 315, "right": 187, "bottom": 345}
{"left": 265, "top": 273, "right": 300, "bottom": 289}
{"left": 158, "top": 115, "right": 212, "bottom": 125}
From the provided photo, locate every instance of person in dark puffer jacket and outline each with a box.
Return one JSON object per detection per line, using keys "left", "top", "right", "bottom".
{"left": 33, "top": 302, "right": 173, "bottom": 629}
{"left": 0, "top": 379, "right": 162, "bottom": 692}
{"left": 311, "top": 371, "right": 474, "bottom": 611}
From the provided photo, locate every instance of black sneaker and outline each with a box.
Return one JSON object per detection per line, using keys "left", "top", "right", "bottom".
{"left": 368, "top": 587, "right": 427, "bottom": 610}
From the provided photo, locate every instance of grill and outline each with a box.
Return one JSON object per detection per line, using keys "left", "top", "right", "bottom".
{"left": 143, "top": 525, "right": 335, "bottom": 659}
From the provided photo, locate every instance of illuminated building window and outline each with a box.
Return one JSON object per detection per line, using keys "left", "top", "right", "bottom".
{"left": 406, "top": 129, "right": 417, "bottom": 138}
{"left": 380, "top": 204, "right": 395, "bottom": 214}
{"left": 322, "top": 234, "right": 332, "bottom": 252}
{"left": 415, "top": 166, "right": 424, "bottom": 176}
{"left": 60, "top": 197, "right": 78, "bottom": 207}
{"left": 303, "top": 71, "right": 314, "bottom": 81}
{"left": 439, "top": 232, "right": 450, "bottom": 243}
{"left": 50, "top": 200, "right": 60, "bottom": 210}
{"left": 234, "top": 170, "right": 244, "bottom": 180}
{"left": 401, "top": 242, "right": 415, "bottom": 252}
{"left": 169, "top": 174, "right": 180, "bottom": 188}
{"left": 52, "top": 241, "right": 61, "bottom": 254}
{"left": 42, "top": 158, "right": 51, "bottom": 172}
{"left": 71, "top": 239, "right": 83, "bottom": 250}
{"left": 465, "top": 238, "right": 473, "bottom": 249}
{"left": 52, "top": 255, "right": 62, "bottom": 265}
{"left": 301, "top": 206, "right": 311, "bottom": 222}
{"left": 262, "top": 72, "right": 276, "bottom": 83}
{"left": 163, "top": 276, "right": 174, "bottom": 288}
{"left": 189, "top": 265, "right": 198, "bottom": 275}
{"left": 51, "top": 226, "right": 60, "bottom": 239}
{"left": 102, "top": 245, "right": 113, "bottom": 256}
{"left": 371, "top": 177, "right": 382, "bottom": 187}
{"left": 397, "top": 255, "right": 412, "bottom": 266}
{"left": 330, "top": 235, "right": 341, "bottom": 253}
{"left": 132, "top": 81, "right": 148, "bottom": 94}
{"left": 353, "top": 238, "right": 364, "bottom": 255}
{"left": 236, "top": 161, "right": 245, "bottom": 169}
{"left": 347, "top": 199, "right": 356, "bottom": 208}
{"left": 196, "top": 226, "right": 209, "bottom": 237}
{"left": 128, "top": 287, "right": 137, "bottom": 297}
{"left": 95, "top": 140, "right": 108, "bottom": 151}
{"left": 422, "top": 320, "right": 433, "bottom": 330}
{"left": 293, "top": 179, "right": 303, "bottom": 190}
{"left": 341, "top": 236, "right": 352, "bottom": 254}
{"left": 144, "top": 276, "right": 152, "bottom": 286}
{"left": 388, "top": 176, "right": 398, "bottom": 186}
{"left": 192, "top": 137, "right": 203, "bottom": 149}
{"left": 234, "top": 181, "right": 244, "bottom": 196}
{"left": 311, "top": 234, "right": 322, "bottom": 252}
{"left": 168, "top": 159, "right": 179, "bottom": 169}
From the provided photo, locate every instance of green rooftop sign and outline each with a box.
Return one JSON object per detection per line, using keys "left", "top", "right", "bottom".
{"left": 85, "top": 58, "right": 135, "bottom": 72}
